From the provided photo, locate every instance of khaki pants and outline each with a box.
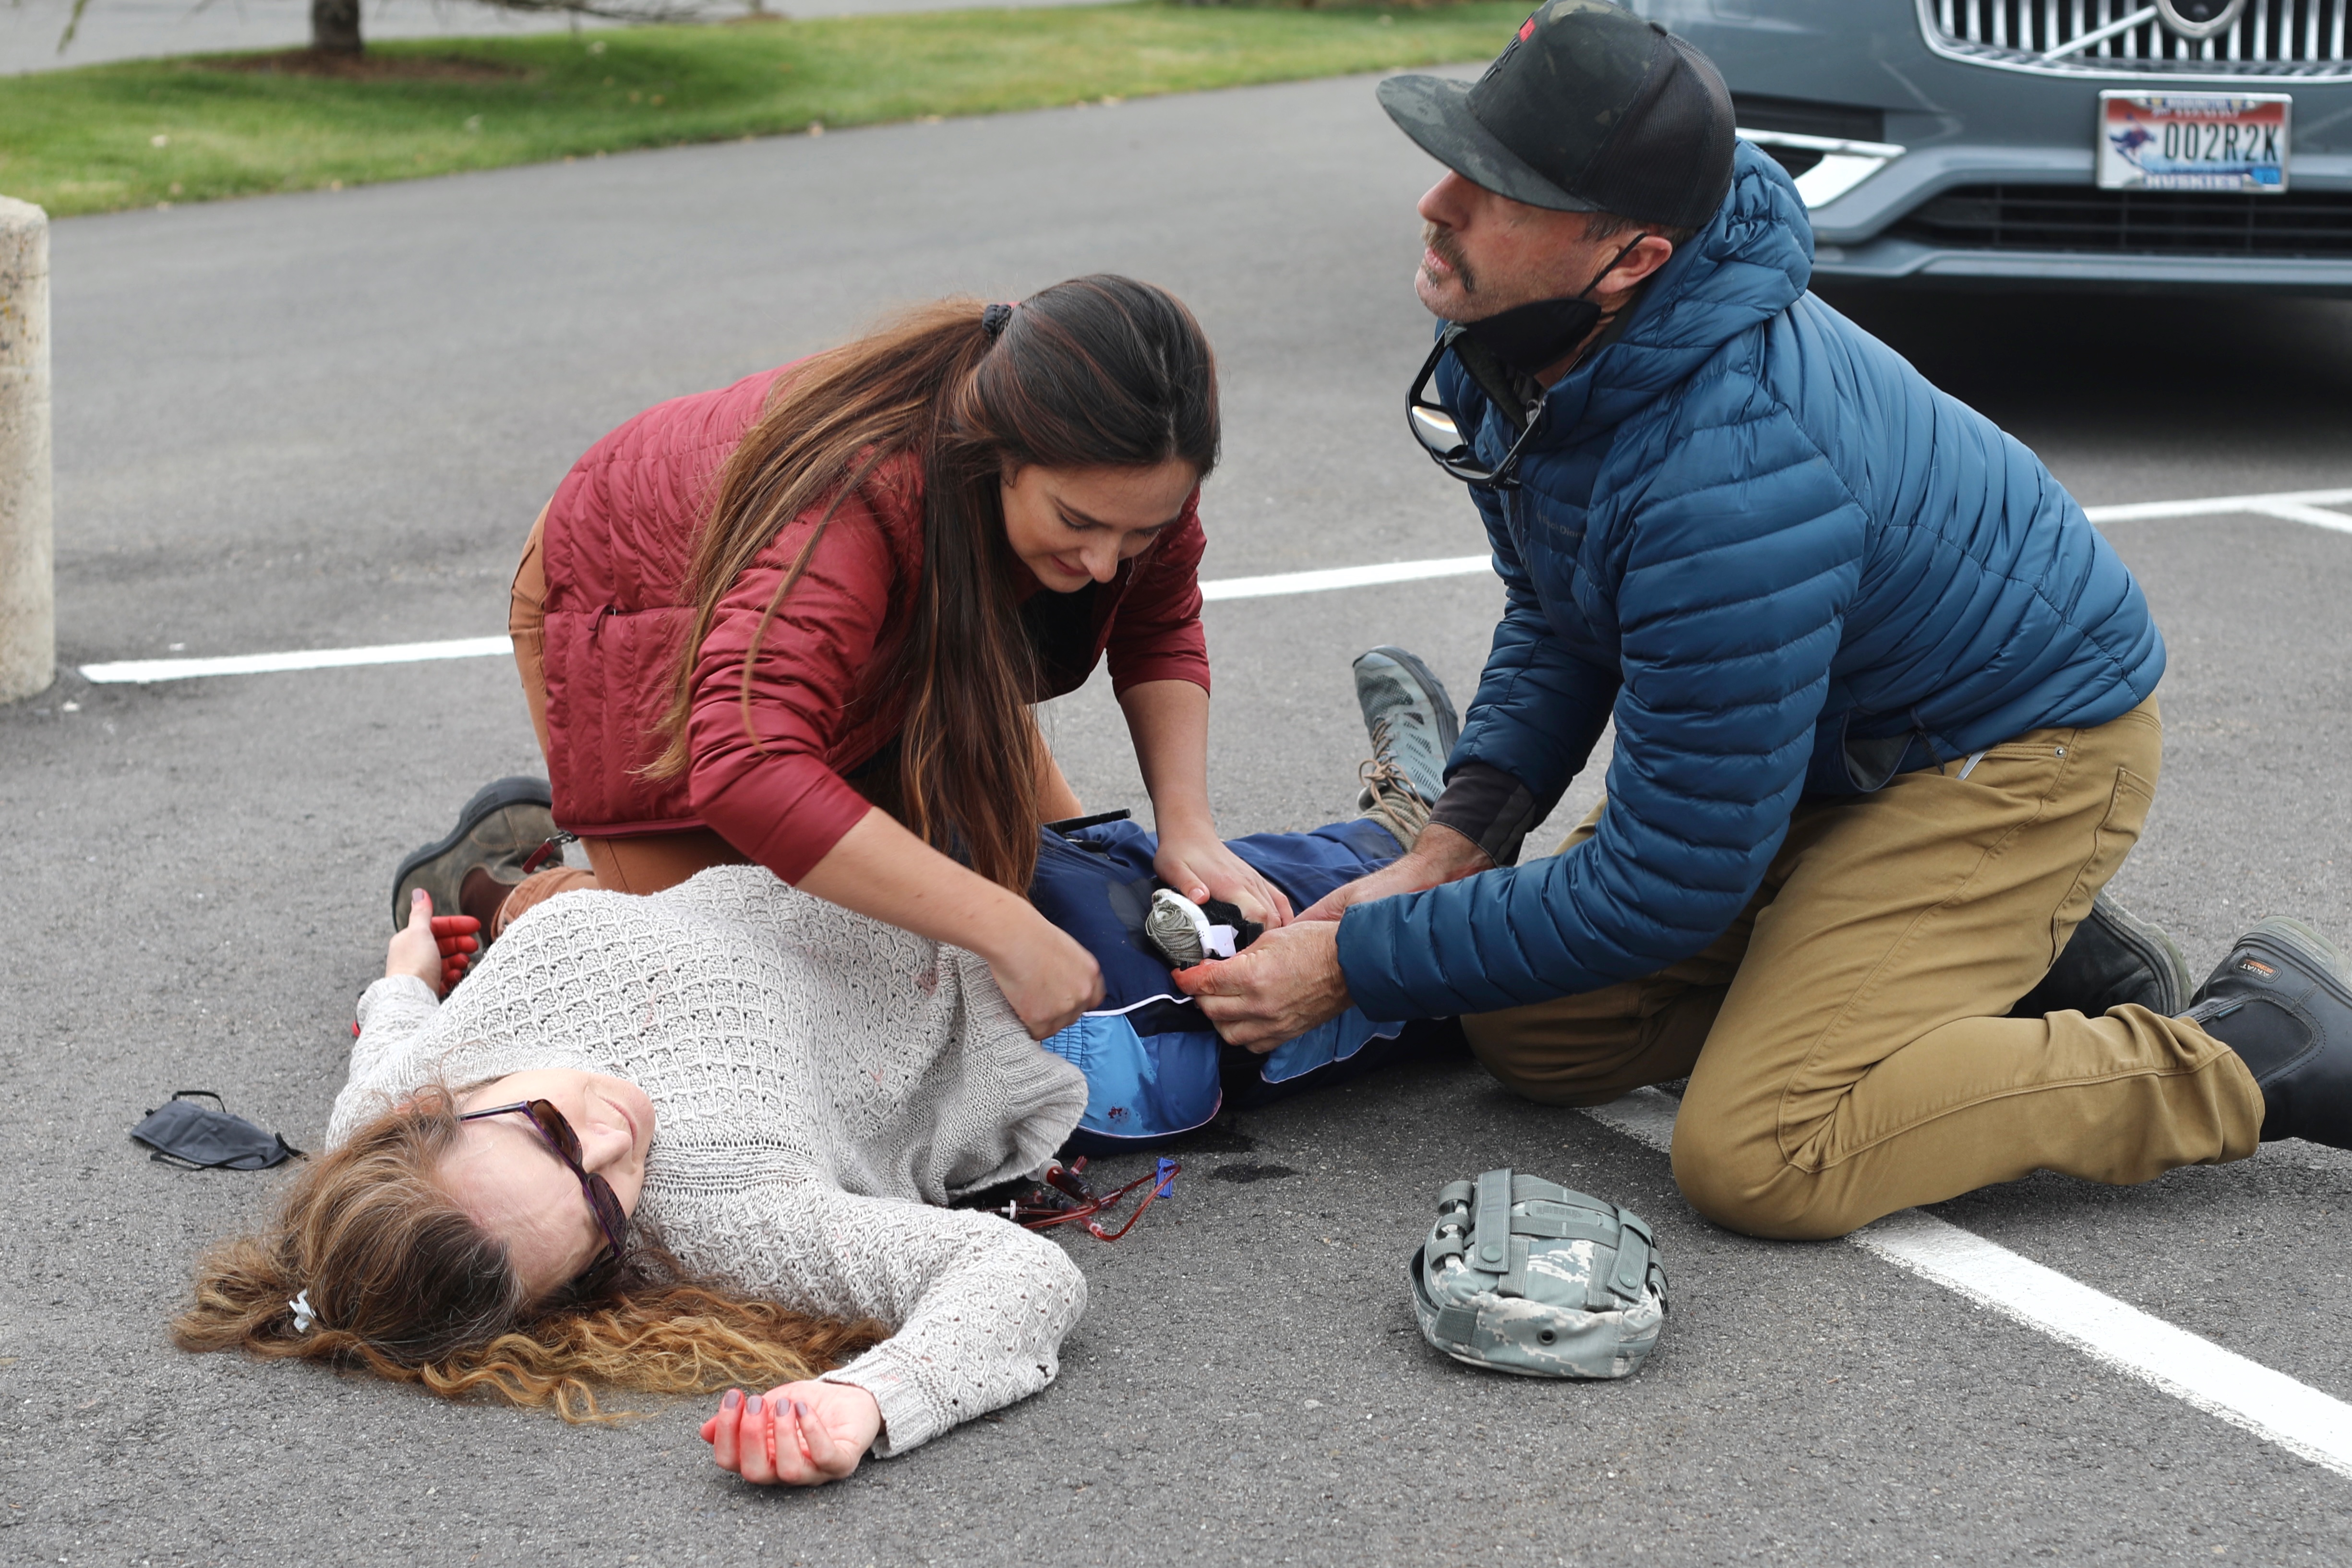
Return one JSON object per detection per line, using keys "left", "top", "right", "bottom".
{"left": 1461, "top": 697, "right": 2264, "bottom": 1241}
{"left": 496, "top": 509, "right": 746, "bottom": 934}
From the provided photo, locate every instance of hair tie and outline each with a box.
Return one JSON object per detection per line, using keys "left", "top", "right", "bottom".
{"left": 981, "top": 302, "right": 1015, "bottom": 340}
{"left": 288, "top": 1289, "right": 323, "bottom": 1334}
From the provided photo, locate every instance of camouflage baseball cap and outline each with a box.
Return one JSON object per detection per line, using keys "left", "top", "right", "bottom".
{"left": 1409, "top": 1168, "right": 1668, "bottom": 1379}
{"left": 1378, "top": 0, "right": 1735, "bottom": 232}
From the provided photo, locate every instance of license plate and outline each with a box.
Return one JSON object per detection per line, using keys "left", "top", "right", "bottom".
{"left": 2098, "top": 91, "right": 2291, "bottom": 193}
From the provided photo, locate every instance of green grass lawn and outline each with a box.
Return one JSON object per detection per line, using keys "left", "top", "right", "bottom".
{"left": 0, "top": 1, "right": 1521, "bottom": 216}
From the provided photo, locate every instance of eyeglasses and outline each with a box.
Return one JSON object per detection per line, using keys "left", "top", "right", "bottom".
{"left": 457, "top": 1100, "right": 632, "bottom": 1278}
{"left": 1406, "top": 335, "right": 1546, "bottom": 493}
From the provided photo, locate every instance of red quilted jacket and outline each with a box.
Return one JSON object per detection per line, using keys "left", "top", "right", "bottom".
{"left": 539, "top": 366, "right": 1211, "bottom": 882}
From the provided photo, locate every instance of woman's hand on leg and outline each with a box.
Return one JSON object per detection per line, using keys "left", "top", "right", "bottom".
{"left": 701, "top": 1382, "right": 882, "bottom": 1486}
{"left": 1117, "top": 680, "right": 1296, "bottom": 923}
{"left": 1152, "top": 829, "right": 1293, "bottom": 929}
{"left": 984, "top": 917, "right": 1104, "bottom": 1039}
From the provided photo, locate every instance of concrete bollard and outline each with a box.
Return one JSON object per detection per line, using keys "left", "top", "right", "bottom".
{"left": 0, "top": 196, "right": 53, "bottom": 705}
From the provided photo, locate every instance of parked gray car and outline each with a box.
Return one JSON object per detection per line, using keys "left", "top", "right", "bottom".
{"left": 1637, "top": 0, "right": 2352, "bottom": 292}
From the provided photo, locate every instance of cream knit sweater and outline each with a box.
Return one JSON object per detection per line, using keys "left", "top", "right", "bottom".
{"left": 331, "top": 865, "right": 1092, "bottom": 1457}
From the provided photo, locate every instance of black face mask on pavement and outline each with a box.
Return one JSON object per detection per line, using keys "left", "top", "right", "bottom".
{"left": 131, "top": 1090, "right": 303, "bottom": 1171}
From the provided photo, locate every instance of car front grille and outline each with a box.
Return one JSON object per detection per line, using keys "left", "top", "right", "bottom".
{"left": 1924, "top": 0, "right": 2352, "bottom": 77}
{"left": 1890, "top": 183, "right": 2352, "bottom": 255}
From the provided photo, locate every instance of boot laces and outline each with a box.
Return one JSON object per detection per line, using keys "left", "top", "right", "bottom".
{"left": 1365, "top": 715, "right": 1432, "bottom": 797}
{"left": 1359, "top": 745, "right": 1430, "bottom": 810}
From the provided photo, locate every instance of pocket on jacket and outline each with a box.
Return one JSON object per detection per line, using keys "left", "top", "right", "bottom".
{"left": 2048, "top": 765, "right": 2157, "bottom": 960}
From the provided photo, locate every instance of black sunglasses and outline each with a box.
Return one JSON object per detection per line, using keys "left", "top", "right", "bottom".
{"left": 1406, "top": 335, "right": 1546, "bottom": 492}
{"left": 457, "top": 1100, "right": 631, "bottom": 1276}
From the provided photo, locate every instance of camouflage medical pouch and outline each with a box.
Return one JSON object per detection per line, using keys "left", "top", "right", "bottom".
{"left": 1408, "top": 1168, "right": 1668, "bottom": 1379}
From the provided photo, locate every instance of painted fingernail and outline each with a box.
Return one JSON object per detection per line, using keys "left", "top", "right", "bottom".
{"left": 722, "top": 1388, "right": 742, "bottom": 1410}
{"left": 744, "top": 1393, "right": 762, "bottom": 1415}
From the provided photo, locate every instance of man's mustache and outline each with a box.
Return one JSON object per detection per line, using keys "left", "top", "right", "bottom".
{"left": 1423, "top": 223, "right": 1475, "bottom": 294}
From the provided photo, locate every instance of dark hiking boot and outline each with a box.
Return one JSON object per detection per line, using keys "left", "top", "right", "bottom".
{"left": 1353, "top": 646, "right": 1458, "bottom": 848}
{"left": 2182, "top": 916, "right": 2352, "bottom": 1148}
{"left": 391, "top": 777, "right": 559, "bottom": 934}
{"left": 2009, "top": 892, "right": 2194, "bottom": 1020}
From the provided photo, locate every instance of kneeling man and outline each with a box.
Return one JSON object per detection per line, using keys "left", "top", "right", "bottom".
{"left": 1183, "top": 0, "right": 2350, "bottom": 1239}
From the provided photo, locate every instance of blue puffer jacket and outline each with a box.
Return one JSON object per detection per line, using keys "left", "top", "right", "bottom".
{"left": 1337, "top": 143, "right": 2164, "bottom": 1021}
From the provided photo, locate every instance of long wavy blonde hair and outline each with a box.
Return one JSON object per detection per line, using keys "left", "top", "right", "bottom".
{"left": 172, "top": 1087, "right": 883, "bottom": 1423}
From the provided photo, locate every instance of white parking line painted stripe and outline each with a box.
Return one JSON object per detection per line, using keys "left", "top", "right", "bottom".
{"left": 1861, "top": 1215, "right": 2352, "bottom": 1477}
{"left": 1583, "top": 1088, "right": 2352, "bottom": 1480}
{"left": 2243, "top": 502, "right": 2352, "bottom": 535}
{"left": 81, "top": 635, "right": 514, "bottom": 684}
{"left": 1197, "top": 554, "right": 1492, "bottom": 601}
{"left": 77, "top": 557, "right": 1502, "bottom": 683}
{"left": 2083, "top": 486, "right": 2352, "bottom": 525}
{"left": 72, "top": 484, "right": 2352, "bottom": 684}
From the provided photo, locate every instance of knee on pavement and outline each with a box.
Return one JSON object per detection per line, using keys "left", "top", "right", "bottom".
{"left": 1668, "top": 1110, "right": 1857, "bottom": 1243}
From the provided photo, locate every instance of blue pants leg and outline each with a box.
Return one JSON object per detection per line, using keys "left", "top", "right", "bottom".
{"left": 1028, "top": 815, "right": 1416, "bottom": 1149}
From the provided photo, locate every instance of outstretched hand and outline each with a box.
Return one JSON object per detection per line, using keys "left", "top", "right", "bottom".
{"left": 1296, "top": 823, "right": 1493, "bottom": 923}
{"left": 384, "top": 887, "right": 480, "bottom": 996}
{"left": 1173, "top": 918, "right": 1352, "bottom": 1053}
{"left": 702, "top": 1381, "right": 882, "bottom": 1487}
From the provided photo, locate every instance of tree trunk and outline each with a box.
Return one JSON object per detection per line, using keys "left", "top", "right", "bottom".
{"left": 311, "top": 0, "right": 363, "bottom": 54}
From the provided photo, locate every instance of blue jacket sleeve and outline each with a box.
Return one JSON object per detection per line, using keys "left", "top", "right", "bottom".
{"left": 1444, "top": 483, "right": 1620, "bottom": 823}
{"left": 1338, "top": 390, "right": 1867, "bottom": 1019}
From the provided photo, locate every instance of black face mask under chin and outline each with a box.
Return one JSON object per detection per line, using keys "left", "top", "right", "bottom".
{"left": 1452, "top": 294, "right": 1605, "bottom": 382}
{"left": 1406, "top": 235, "right": 1654, "bottom": 491}
{"left": 1446, "top": 235, "right": 1652, "bottom": 381}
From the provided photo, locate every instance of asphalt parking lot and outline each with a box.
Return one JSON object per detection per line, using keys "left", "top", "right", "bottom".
{"left": 3, "top": 69, "right": 2351, "bottom": 1567}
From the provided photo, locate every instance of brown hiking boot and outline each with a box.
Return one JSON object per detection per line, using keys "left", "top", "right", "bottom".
{"left": 391, "top": 777, "right": 559, "bottom": 934}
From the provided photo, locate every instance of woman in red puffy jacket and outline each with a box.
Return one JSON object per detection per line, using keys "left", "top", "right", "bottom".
{"left": 401, "top": 275, "right": 1289, "bottom": 1039}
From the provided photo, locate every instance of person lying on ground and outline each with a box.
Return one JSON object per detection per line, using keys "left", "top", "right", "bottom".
{"left": 1179, "top": 0, "right": 2351, "bottom": 1241}
{"left": 170, "top": 653, "right": 1452, "bottom": 1484}
{"left": 394, "top": 274, "right": 1284, "bottom": 1051}
{"left": 175, "top": 866, "right": 1089, "bottom": 1487}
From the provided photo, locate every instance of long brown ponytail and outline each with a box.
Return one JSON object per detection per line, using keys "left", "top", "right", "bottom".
{"left": 650, "top": 275, "right": 1220, "bottom": 892}
{"left": 173, "top": 1089, "right": 882, "bottom": 1423}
